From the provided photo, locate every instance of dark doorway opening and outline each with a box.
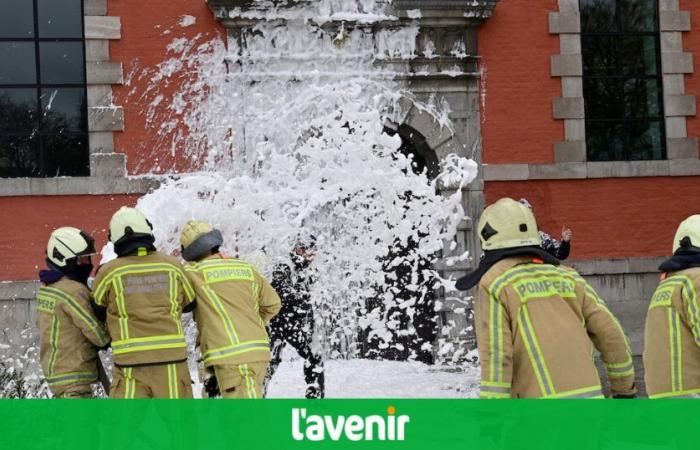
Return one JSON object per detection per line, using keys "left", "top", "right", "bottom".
{"left": 360, "top": 125, "right": 440, "bottom": 364}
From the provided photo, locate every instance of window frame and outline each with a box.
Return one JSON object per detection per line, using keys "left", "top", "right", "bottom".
{"left": 579, "top": 0, "right": 667, "bottom": 161}
{"left": 0, "top": 0, "right": 90, "bottom": 177}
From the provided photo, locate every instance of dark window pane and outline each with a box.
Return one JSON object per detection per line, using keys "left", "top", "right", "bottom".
{"left": 619, "top": 0, "right": 657, "bottom": 32}
{"left": 39, "top": 42, "right": 85, "bottom": 84}
{"left": 0, "top": 42, "right": 36, "bottom": 84}
{"left": 622, "top": 78, "right": 661, "bottom": 118}
{"left": 41, "top": 133, "right": 89, "bottom": 176}
{"left": 627, "top": 120, "right": 663, "bottom": 159}
{"left": 583, "top": 36, "right": 658, "bottom": 76}
{"left": 584, "top": 78, "right": 662, "bottom": 120}
{"left": 0, "top": 135, "right": 40, "bottom": 177}
{"left": 0, "top": 88, "right": 38, "bottom": 133}
{"left": 580, "top": 0, "right": 617, "bottom": 33}
{"left": 37, "top": 0, "right": 83, "bottom": 39}
{"left": 584, "top": 77, "right": 623, "bottom": 119}
{"left": 586, "top": 121, "right": 624, "bottom": 161}
{"left": 0, "top": 0, "right": 35, "bottom": 38}
{"left": 582, "top": 36, "right": 618, "bottom": 76}
{"left": 618, "top": 36, "right": 658, "bottom": 76}
{"left": 587, "top": 120, "right": 663, "bottom": 161}
{"left": 40, "top": 88, "right": 86, "bottom": 133}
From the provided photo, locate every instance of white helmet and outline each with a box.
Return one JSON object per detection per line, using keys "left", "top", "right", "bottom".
{"left": 478, "top": 198, "right": 541, "bottom": 251}
{"left": 673, "top": 215, "right": 700, "bottom": 253}
{"left": 46, "top": 227, "right": 96, "bottom": 268}
{"left": 108, "top": 207, "right": 154, "bottom": 244}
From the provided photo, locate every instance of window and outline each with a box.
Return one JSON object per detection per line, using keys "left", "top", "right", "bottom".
{"left": 580, "top": 0, "right": 666, "bottom": 161}
{"left": 0, "top": 0, "right": 88, "bottom": 177}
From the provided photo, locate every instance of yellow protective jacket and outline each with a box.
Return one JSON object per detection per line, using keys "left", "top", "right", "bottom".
{"left": 475, "top": 256, "right": 635, "bottom": 399}
{"left": 92, "top": 251, "right": 196, "bottom": 366}
{"left": 36, "top": 278, "right": 109, "bottom": 391}
{"left": 183, "top": 254, "right": 281, "bottom": 367}
{"left": 643, "top": 268, "right": 700, "bottom": 398}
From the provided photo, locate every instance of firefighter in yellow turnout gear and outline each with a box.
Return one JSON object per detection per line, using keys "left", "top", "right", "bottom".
{"left": 180, "top": 220, "right": 281, "bottom": 399}
{"left": 37, "top": 227, "right": 109, "bottom": 398}
{"left": 457, "top": 198, "right": 636, "bottom": 399}
{"left": 92, "top": 207, "right": 195, "bottom": 398}
{"left": 644, "top": 215, "right": 700, "bottom": 398}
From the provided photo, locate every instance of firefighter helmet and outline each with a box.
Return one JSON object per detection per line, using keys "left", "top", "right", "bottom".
{"left": 673, "top": 214, "right": 700, "bottom": 253}
{"left": 180, "top": 220, "right": 224, "bottom": 262}
{"left": 46, "top": 227, "right": 96, "bottom": 268}
{"left": 478, "top": 197, "right": 541, "bottom": 251}
{"left": 108, "top": 207, "right": 154, "bottom": 244}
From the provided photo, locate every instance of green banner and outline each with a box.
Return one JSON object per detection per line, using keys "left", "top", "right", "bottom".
{"left": 2, "top": 400, "right": 699, "bottom": 449}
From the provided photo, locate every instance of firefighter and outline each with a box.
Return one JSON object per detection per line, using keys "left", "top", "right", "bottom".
{"left": 456, "top": 198, "right": 636, "bottom": 399}
{"left": 644, "top": 215, "right": 700, "bottom": 398}
{"left": 36, "top": 227, "right": 109, "bottom": 398}
{"left": 92, "top": 207, "right": 196, "bottom": 399}
{"left": 179, "top": 220, "right": 281, "bottom": 399}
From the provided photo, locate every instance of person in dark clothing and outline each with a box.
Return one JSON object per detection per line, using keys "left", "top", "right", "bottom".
{"left": 266, "top": 239, "right": 325, "bottom": 399}
{"left": 519, "top": 198, "right": 572, "bottom": 260}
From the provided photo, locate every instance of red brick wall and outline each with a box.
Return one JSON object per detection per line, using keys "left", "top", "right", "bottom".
{"left": 478, "top": 0, "right": 563, "bottom": 164}
{"left": 480, "top": 0, "right": 700, "bottom": 260}
{"left": 0, "top": 195, "right": 140, "bottom": 280}
{"left": 109, "top": 0, "right": 225, "bottom": 175}
{"left": 681, "top": 0, "right": 700, "bottom": 153}
{"left": 485, "top": 178, "right": 700, "bottom": 260}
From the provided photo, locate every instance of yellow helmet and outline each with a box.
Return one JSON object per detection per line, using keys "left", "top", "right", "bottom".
{"left": 108, "top": 207, "right": 154, "bottom": 244}
{"left": 673, "top": 214, "right": 700, "bottom": 253}
{"left": 46, "top": 227, "right": 96, "bottom": 268}
{"left": 180, "top": 220, "right": 224, "bottom": 262}
{"left": 478, "top": 197, "right": 541, "bottom": 251}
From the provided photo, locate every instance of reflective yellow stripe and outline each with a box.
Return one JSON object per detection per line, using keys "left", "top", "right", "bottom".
{"left": 202, "top": 285, "right": 239, "bottom": 345}
{"left": 665, "top": 276, "right": 700, "bottom": 343}
{"left": 518, "top": 305, "right": 554, "bottom": 397}
{"left": 94, "top": 263, "right": 195, "bottom": 305}
{"left": 512, "top": 275, "right": 578, "bottom": 303}
{"left": 113, "top": 277, "right": 129, "bottom": 340}
{"left": 606, "top": 357, "right": 634, "bottom": 378}
{"left": 484, "top": 287, "right": 505, "bottom": 385}
{"left": 547, "top": 385, "right": 603, "bottom": 399}
{"left": 46, "top": 371, "right": 97, "bottom": 386}
{"left": 48, "top": 315, "right": 60, "bottom": 376}
{"left": 168, "top": 364, "right": 179, "bottom": 399}
{"left": 649, "top": 387, "right": 700, "bottom": 399}
{"left": 41, "top": 288, "right": 109, "bottom": 346}
{"left": 36, "top": 291, "right": 56, "bottom": 313}
{"left": 123, "top": 367, "right": 135, "bottom": 399}
{"left": 479, "top": 391, "right": 511, "bottom": 399}
{"left": 239, "top": 364, "right": 257, "bottom": 399}
{"left": 669, "top": 309, "right": 683, "bottom": 392}
{"left": 186, "top": 259, "right": 251, "bottom": 271}
{"left": 203, "top": 340, "right": 270, "bottom": 364}
{"left": 112, "top": 334, "right": 187, "bottom": 355}
{"left": 480, "top": 382, "right": 511, "bottom": 398}
{"left": 168, "top": 271, "right": 183, "bottom": 335}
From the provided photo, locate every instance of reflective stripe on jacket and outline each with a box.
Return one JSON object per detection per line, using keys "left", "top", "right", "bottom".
{"left": 476, "top": 256, "right": 635, "bottom": 399}
{"left": 184, "top": 255, "right": 281, "bottom": 366}
{"left": 36, "top": 279, "right": 109, "bottom": 391}
{"left": 92, "top": 251, "right": 195, "bottom": 366}
{"left": 643, "top": 268, "right": 700, "bottom": 398}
